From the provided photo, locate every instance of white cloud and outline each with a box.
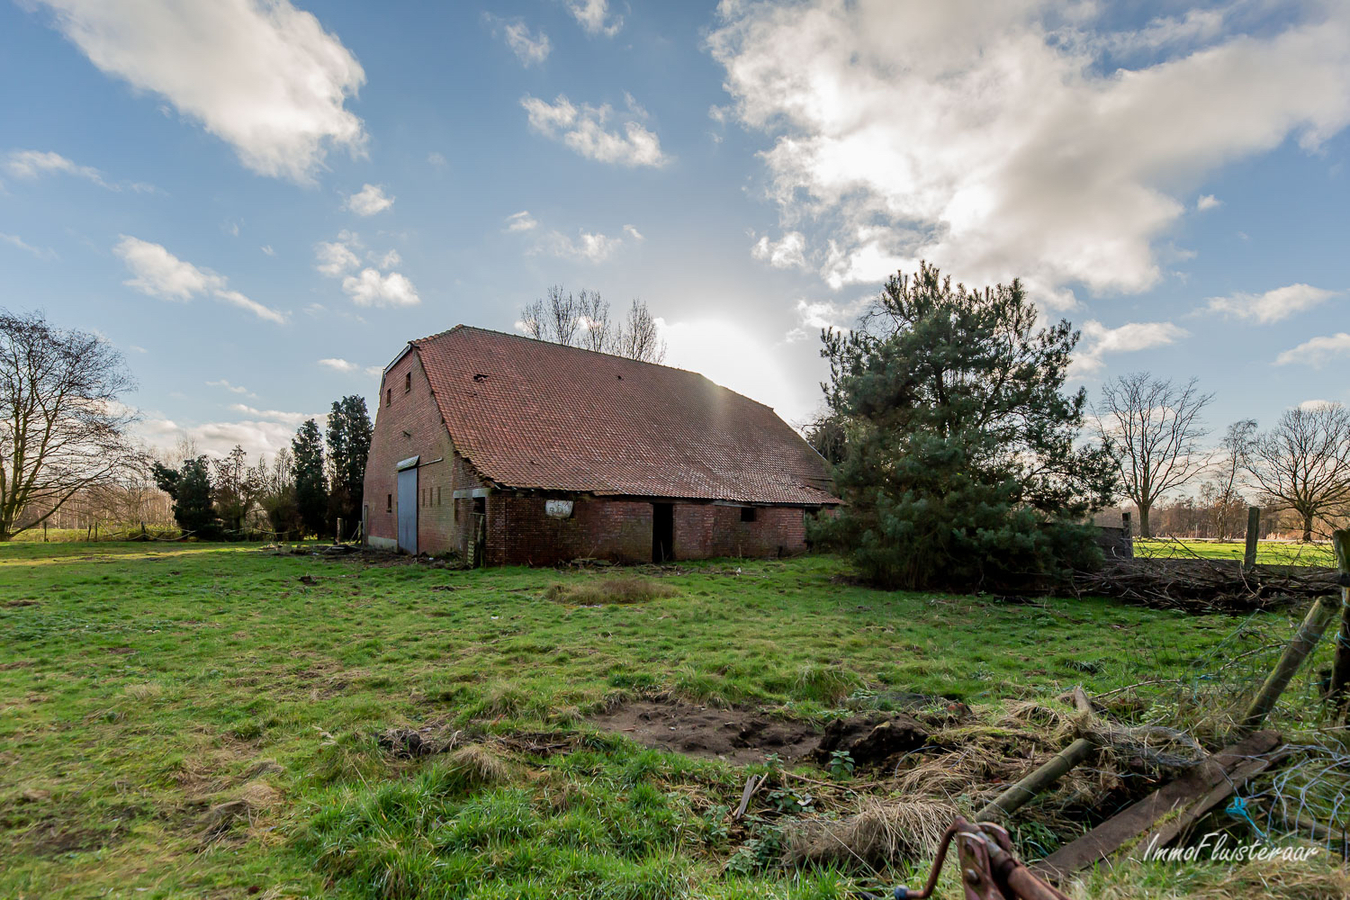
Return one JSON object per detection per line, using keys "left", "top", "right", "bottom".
{"left": 567, "top": 0, "right": 621, "bottom": 37}
{"left": 1275, "top": 332, "right": 1350, "bottom": 368}
{"left": 623, "top": 224, "right": 645, "bottom": 242}
{"left": 486, "top": 15, "right": 550, "bottom": 65}
{"left": 341, "top": 268, "right": 420, "bottom": 307}
{"left": 522, "top": 94, "right": 667, "bottom": 167}
{"left": 206, "top": 379, "right": 254, "bottom": 396}
{"left": 347, "top": 183, "right": 394, "bottom": 216}
{"left": 260, "top": 244, "right": 275, "bottom": 256}
{"left": 504, "top": 210, "right": 538, "bottom": 232}
{"left": 114, "top": 235, "right": 285, "bottom": 323}
{"left": 708, "top": 2, "right": 1350, "bottom": 301}
{"left": 139, "top": 415, "right": 303, "bottom": 459}
{"left": 1300, "top": 398, "right": 1337, "bottom": 411}
{"left": 427, "top": 151, "right": 447, "bottom": 167}
{"left": 1071, "top": 320, "right": 1189, "bottom": 377}
{"left": 318, "top": 357, "right": 357, "bottom": 372}
{"left": 315, "top": 238, "right": 360, "bottom": 276}
{"left": 375, "top": 249, "right": 402, "bottom": 268}
{"left": 3, "top": 148, "right": 154, "bottom": 192}
{"left": 752, "top": 231, "right": 808, "bottom": 270}
{"left": 1196, "top": 194, "right": 1222, "bottom": 211}
{"left": 537, "top": 229, "right": 624, "bottom": 263}
{"left": 36, "top": 0, "right": 366, "bottom": 183}
{"left": 228, "top": 403, "right": 314, "bottom": 426}
{"left": 0, "top": 232, "right": 57, "bottom": 260}
{"left": 1203, "top": 283, "right": 1338, "bottom": 324}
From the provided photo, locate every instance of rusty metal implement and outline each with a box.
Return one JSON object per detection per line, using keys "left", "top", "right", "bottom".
{"left": 893, "top": 817, "right": 1073, "bottom": 900}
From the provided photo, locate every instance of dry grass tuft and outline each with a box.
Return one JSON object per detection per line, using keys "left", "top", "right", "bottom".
{"left": 445, "top": 744, "right": 511, "bottom": 788}
{"left": 1068, "top": 851, "right": 1350, "bottom": 900}
{"left": 123, "top": 682, "right": 163, "bottom": 701}
{"left": 784, "top": 798, "right": 956, "bottom": 868}
{"left": 545, "top": 576, "right": 677, "bottom": 606}
{"left": 240, "top": 780, "right": 281, "bottom": 811}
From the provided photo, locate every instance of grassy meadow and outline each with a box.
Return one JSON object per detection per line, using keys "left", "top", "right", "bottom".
{"left": 1134, "top": 538, "right": 1337, "bottom": 567}
{"left": 1, "top": 543, "right": 1342, "bottom": 899}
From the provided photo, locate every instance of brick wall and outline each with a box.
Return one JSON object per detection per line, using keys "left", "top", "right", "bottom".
{"left": 363, "top": 349, "right": 478, "bottom": 556}
{"left": 674, "top": 504, "right": 807, "bottom": 559}
{"left": 487, "top": 497, "right": 653, "bottom": 566}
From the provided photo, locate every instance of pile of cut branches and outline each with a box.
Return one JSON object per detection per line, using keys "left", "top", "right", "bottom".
{"left": 1073, "top": 556, "right": 1342, "bottom": 612}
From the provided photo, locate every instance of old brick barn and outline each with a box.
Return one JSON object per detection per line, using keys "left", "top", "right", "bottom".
{"left": 362, "top": 326, "right": 839, "bottom": 565}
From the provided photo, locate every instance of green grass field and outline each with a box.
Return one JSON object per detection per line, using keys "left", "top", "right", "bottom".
{"left": 0, "top": 543, "right": 1338, "bottom": 899}
{"left": 1134, "top": 538, "right": 1336, "bottom": 567}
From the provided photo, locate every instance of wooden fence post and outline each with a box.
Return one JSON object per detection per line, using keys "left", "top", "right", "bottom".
{"left": 1238, "top": 591, "right": 1340, "bottom": 733}
{"left": 1326, "top": 530, "right": 1350, "bottom": 714}
{"left": 1243, "top": 507, "right": 1260, "bottom": 572}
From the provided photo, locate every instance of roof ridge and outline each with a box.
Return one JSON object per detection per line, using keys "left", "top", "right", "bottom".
{"left": 416, "top": 324, "right": 778, "bottom": 413}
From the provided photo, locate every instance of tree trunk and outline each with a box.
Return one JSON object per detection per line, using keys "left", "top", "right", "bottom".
{"left": 1138, "top": 504, "right": 1152, "bottom": 539}
{"left": 1303, "top": 512, "right": 1314, "bottom": 543}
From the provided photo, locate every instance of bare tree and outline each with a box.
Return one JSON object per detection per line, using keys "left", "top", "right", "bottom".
{"left": 520, "top": 288, "right": 666, "bottom": 363}
{"left": 1246, "top": 403, "right": 1350, "bottom": 542}
{"left": 1096, "top": 373, "right": 1213, "bottom": 538}
{"left": 615, "top": 299, "right": 667, "bottom": 363}
{"left": 1204, "top": 418, "right": 1257, "bottom": 539}
{"left": 0, "top": 309, "right": 142, "bottom": 539}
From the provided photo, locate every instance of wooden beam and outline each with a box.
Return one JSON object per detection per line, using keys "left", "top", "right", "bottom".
{"left": 1238, "top": 593, "right": 1339, "bottom": 733}
{"left": 975, "top": 688, "right": 1095, "bottom": 823}
{"left": 1033, "top": 730, "right": 1281, "bottom": 882}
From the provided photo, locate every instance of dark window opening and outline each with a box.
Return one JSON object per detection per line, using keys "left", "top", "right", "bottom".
{"left": 472, "top": 496, "right": 487, "bottom": 568}
{"left": 404, "top": 372, "right": 411, "bottom": 393}
{"left": 386, "top": 388, "right": 391, "bottom": 406}
{"left": 740, "top": 507, "right": 757, "bottom": 523}
{"left": 436, "top": 486, "right": 442, "bottom": 506}
{"left": 386, "top": 493, "right": 392, "bottom": 512}
{"left": 652, "top": 503, "right": 674, "bottom": 563}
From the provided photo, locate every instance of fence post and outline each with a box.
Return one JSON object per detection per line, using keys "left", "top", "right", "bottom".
{"left": 336, "top": 517, "right": 343, "bottom": 545}
{"left": 1243, "top": 507, "right": 1260, "bottom": 572}
{"left": 1326, "top": 530, "right": 1350, "bottom": 715}
{"left": 1121, "top": 510, "right": 1131, "bottom": 538}
{"left": 1238, "top": 591, "right": 1340, "bottom": 733}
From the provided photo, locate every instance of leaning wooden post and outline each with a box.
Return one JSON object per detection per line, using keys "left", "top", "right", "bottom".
{"left": 1238, "top": 589, "right": 1341, "bottom": 733}
{"left": 976, "top": 688, "right": 1095, "bottom": 823}
{"left": 1243, "top": 507, "right": 1260, "bottom": 572}
{"left": 1325, "top": 530, "right": 1350, "bottom": 714}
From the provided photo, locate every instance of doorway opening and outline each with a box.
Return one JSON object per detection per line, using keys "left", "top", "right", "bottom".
{"left": 472, "top": 496, "right": 487, "bottom": 567}
{"left": 652, "top": 503, "right": 674, "bottom": 563}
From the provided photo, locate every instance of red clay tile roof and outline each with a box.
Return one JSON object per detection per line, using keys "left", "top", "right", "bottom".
{"left": 410, "top": 326, "right": 838, "bottom": 505}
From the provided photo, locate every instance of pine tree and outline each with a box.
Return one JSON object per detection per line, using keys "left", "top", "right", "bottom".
{"left": 152, "top": 456, "right": 217, "bottom": 537}
{"left": 325, "top": 395, "right": 372, "bottom": 533}
{"left": 291, "top": 419, "right": 328, "bottom": 538}
{"left": 812, "top": 263, "right": 1117, "bottom": 591}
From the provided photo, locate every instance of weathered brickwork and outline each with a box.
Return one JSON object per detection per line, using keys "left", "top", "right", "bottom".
{"left": 365, "top": 337, "right": 831, "bottom": 564}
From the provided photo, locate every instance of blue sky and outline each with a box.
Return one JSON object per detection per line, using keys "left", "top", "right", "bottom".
{"left": 2, "top": 0, "right": 1348, "bottom": 460}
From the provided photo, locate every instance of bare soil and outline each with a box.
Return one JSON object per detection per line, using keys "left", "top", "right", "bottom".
{"left": 588, "top": 700, "right": 821, "bottom": 765}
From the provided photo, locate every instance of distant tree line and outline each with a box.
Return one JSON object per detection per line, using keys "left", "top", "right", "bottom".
{"left": 152, "top": 396, "right": 372, "bottom": 540}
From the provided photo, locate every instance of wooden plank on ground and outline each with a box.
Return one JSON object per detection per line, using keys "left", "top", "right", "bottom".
{"left": 1033, "top": 729, "right": 1280, "bottom": 882}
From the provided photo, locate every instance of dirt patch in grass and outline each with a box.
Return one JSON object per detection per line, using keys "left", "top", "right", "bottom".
{"left": 588, "top": 699, "right": 822, "bottom": 764}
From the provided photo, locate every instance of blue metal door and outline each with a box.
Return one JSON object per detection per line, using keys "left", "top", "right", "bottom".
{"left": 397, "top": 465, "right": 418, "bottom": 554}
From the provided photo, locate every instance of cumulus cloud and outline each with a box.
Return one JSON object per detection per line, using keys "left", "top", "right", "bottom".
{"left": 227, "top": 403, "right": 313, "bottom": 426}
{"left": 486, "top": 14, "right": 550, "bottom": 65}
{"left": 1196, "top": 194, "right": 1222, "bottom": 211}
{"left": 346, "top": 183, "right": 393, "bottom": 216}
{"left": 1203, "top": 283, "right": 1338, "bottom": 324}
{"left": 206, "top": 379, "right": 255, "bottom": 396}
{"left": 35, "top": 0, "right": 366, "bottom": 183}
{"left": 138, "top": 415, "right": 303, "bottom": 459}
{"left": 1071, "top": 320, "right": 1189, "bottom": 376}
{"left": 522, "top": 94, "right": 666, "bottom": 167}
{"left": 341, "top": 268, "right": 420, "bottom": 307}
{"left": 708, "top": 2, "right": 1350, "bottom": 302}
{"left": 567, "top": 0, "right": 621, "bottom": 37}
{"left": 318, "top": 357, "right": 357, "bottom": 372}
{"left": 315, "top": 236, "right": 360, "bottom": 276}
{"left": 752, "top": 231, "right": 808, "bottom": 270}
{"left": 504, "top": 211, "right": 538, "bottom": 232}
{"left": 114, "top": 235, "right": 286, "bottom": 323}
{"left": 623, "top": 224, "right": 644, "bottom": 242}
{"left": 1275, "top": 332, "right": 1350, "bottom": 367}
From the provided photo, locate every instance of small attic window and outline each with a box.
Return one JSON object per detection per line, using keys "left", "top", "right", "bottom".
{"left": 473, "top": 373, "right": 488, "bottom": 382}
{"left": 404, "top": 372, "right": 411, "bottom": 393}
{"left": 741, "top": 507, "right": 757, "bottom": 523}
{"left": 386, "top": 388, "right": 391, "bottom": 406}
